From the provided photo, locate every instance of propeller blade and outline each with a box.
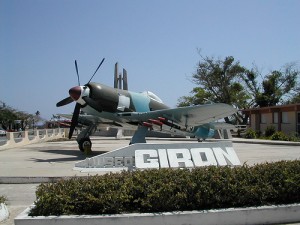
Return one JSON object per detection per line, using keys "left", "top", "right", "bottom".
{"left": 82, "top": 96, "right": 103, "bottom": 112}
{"left": 87, "top": 58, "right": 105, "bottom": 84}
{"left": 69, "top": 103, "right": 81, "bottom": 139}
{"left": 75, "top": 60, "right": 80, "bottom": 86}
{"left": 56, "top": 97, "right": 74, "bottom": 107}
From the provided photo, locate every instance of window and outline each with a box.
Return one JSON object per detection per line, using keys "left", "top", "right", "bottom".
{"left": 142, "top": 91, "right": 164, "bottom": 103}
{"left": 273, "top": 112, "right": 278, "bottom": 124}
{"left": 282, "top": 112, "right": 289, "bottom": 123}
{"left": 261, "top": 114, "right": 267, "bottom": 124}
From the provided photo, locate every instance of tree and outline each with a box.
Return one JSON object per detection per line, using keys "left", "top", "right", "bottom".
{"left": 0, "top": 101, "right": 37, "bottom": 130}
{"left": 178, "top": 87, "right": 213, "bottom": 106}
{"left": 178, "top": 54, "right": 250, "bottom": 123}
{"left": 242, "top": 63, "right": 299, "bottom": 107}
{"left": 288, "top": 90, "right": 300, "bottom": 104}
{"left": 0, "top": 107, "right": 17, "bottom": 130}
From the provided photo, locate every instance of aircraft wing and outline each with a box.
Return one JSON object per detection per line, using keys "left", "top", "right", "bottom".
{"left": 58, "top": 113, "right": 126, "bottom": 129}
{"left": 204, "top": 122, "right": 236, "bottom": 130}
{"left": 117, "top": 103, "right": 237, "bottom": 127}
{"left": 57, "top": 114, "right": 72, "bottom": 120}
{"left": 58, "top": 114, "right": 103, "bottom": 126}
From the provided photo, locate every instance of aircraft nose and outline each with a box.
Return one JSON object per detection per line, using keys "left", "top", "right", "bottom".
{"left": 69, "top": 86, "right": 81, "bottom": 101}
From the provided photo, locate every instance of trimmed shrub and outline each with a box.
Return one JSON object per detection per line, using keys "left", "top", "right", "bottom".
{"left": 29, "top": 160, "right": 300, "bottom": 216}
{"left": 265, "top": 125, "right": 276, "bottom": 137}
{"left": 244, "top": 128, "right": 257, "bottom": 139}
{"left": 271, "top": 131, "right": 289, "bottom": 141}
{"left": 288, "top": 133, "right": 300, "bottom": 142}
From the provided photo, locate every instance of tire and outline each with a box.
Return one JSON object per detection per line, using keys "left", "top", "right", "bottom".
{"left": 197, "top": 138, "right": 203, "bottom": 142}
{"left": 78, "top": 138, "right": 92, "bottom": 152}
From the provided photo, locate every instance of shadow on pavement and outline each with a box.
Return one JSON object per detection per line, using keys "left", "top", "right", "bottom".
{"left": 28, "top": 149, "right": 108, "bottom": 163}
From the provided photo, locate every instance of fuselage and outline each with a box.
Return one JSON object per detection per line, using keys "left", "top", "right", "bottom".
{"left": 86, "top": 82, "right": 169, "bottom": 113}
{"left": 69, "top": 82, "right": 170, "bottom": 129}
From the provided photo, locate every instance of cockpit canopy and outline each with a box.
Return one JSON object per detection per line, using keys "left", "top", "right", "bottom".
{"left": 141, "top": 91, "right": 164, "bottom": 103}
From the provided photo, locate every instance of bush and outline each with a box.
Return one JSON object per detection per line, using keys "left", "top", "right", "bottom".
{"left": 271, "top": 131, "right": 289, "bottom": 141}
{"left": 0, "top": 196, "right": 6, "bottom": 204}
{"left": 270, "top": 132, "right": 300, "bottom": 142}
{"left": 287, "top": 133, "right": 300, "bottom": 142}
{"left": 265, "top": 125, "right": 276, "bottom": 137}
{"left": 29, "top": 160, "right": 300, "bottom": 216}
{"left": 244, "top": 128, "right": 257, "bottom": 139}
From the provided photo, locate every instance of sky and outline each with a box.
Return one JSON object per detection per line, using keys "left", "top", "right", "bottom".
{"left": 0, "top": 0, "right": 299, "bottom": 120}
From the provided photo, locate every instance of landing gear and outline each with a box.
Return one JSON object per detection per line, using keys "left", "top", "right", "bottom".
{"left": 78, "top": 137, "right": 92, "bottom": 152}
{"left": 130, "top": 125, "right": 148, "bottom": 145}
{"left": 76, "top": 124, "right": 97, "bottom": 152}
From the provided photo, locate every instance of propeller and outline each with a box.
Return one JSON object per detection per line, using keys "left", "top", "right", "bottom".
{"left": 87, "top": 58, "right": 105, "bottom": 84}
{"left": 56, "top": 58, "right": 106, "bottom": 139}
{"left": 75, "top": 60, "right": 80, "bottom": 86}
{"left": 56, "top": 60, "right": 81, "bottom": 108}
{"left": 56, "top": 96, "right": 73, "bottom": 107}
{"left": 69, "top": 103, "right": 81, "bottom": 139}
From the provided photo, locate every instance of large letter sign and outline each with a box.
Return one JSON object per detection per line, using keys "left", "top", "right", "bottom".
{"left": 135, "top": 150, "right": 159, "bottom": 169}
{"left": 190, "top": 148, "right": 218, "bottom": 166}
{"left": 166, "top": 149, "right": 194, "bottom": 168}
{"left": 75, "top": 141, "right": 241, "bottom": 171}
{"left": 213, "top": 147, "right": 241, "bottom": 166}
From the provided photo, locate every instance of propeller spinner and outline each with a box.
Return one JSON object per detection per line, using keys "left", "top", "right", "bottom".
{"left": 69, "top": 86, "right": 82, "bottom": 101}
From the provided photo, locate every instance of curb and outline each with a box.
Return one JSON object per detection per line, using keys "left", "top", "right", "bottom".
{"left": 0, "top": 203, "right": 9, "bottom": 223}
{"left": 231, "top": 138, "right": 300, "bottom": 146}
{"left": 0, "top": 176, "right": 87, "bottom": 184}
{"left": 15, "top": 203, "right": 300, "bottom": 225}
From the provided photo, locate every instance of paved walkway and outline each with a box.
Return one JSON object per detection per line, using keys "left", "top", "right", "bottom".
{"left": 0, "top": 137, "right": 299, "bottom": 225}
{"left": 0, "top": 137, "right": 299, "bottom": 179}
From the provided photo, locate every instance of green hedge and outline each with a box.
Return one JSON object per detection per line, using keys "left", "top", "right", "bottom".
{"left": 29, "top": 160, "right": 300, "bottom": 216}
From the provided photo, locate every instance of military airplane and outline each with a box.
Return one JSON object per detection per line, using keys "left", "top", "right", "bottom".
{"left": 56, "top": 58, "right": 237, "bottom": 151}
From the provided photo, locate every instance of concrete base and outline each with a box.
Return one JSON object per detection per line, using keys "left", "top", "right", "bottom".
{"left": 74, "top": 141, "right": 241, "bottom": 170}
{"left": 15, "top": 204, "right": 300, "bottom": 225}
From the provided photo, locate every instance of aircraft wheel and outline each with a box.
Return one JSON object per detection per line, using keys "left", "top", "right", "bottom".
{"left": 197, "top": 138, "right": 203, "bottom": 142}
{"left": 79, "top": 138, "right": 92, "bottom": 152}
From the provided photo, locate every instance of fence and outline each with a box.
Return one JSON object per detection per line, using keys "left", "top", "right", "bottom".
{"left": 0, "top": 128, "right": 68, "bottom": 150}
